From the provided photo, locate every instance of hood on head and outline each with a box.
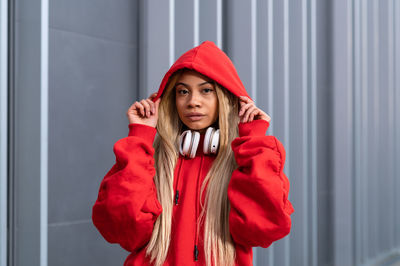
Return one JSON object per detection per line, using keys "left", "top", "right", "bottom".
{"left": 152, "top": 40, "right": 251, "bottom": 102}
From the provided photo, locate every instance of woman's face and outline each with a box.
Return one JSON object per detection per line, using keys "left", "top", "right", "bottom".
{"left": 175, "top": 70, "right": 219, "bottom": 133}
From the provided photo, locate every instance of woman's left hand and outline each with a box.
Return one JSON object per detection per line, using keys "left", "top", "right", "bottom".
{"left": 238, "top": 96, "right": 271, "bottom": 123}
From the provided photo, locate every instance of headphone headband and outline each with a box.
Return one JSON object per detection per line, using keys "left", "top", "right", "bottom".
{"left": 179, "top": 127, "right": 220, "bottom": 158}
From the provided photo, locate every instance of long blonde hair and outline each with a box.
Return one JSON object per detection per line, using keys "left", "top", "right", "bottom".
{"left": 145, "top": 69, "right": 240, "bottom": 266}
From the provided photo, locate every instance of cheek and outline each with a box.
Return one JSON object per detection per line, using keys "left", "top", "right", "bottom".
{"left": 175, "top": 100, "right": 185, "bottom": 119}
{"left": 175, "top": 99, "right": 182, "bottom": 113}
{"left": 211, "top": 98, "right": 219, "bottom": 119}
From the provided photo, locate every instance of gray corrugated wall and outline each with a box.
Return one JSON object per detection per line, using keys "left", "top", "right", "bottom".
{"left": 2, "top": 0, "right": 399, "bottom": 265}
{"left": 332, "top": 0, "right": 400, "bottom": 265}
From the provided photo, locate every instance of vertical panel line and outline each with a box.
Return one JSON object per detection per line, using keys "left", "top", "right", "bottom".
{"left": 353, "top": 0, "right": 361, "bottom": 264}
{"left": 360, "top": 0, "right": 369, "bottom": 262}
{"left": 310, "top": 0, "right": 318, "bottom": 264}
{"left": 137, "top": 0, "right": 142, "bottom": 100}
{"left": 169, "top": 0, "right": 175, "bottom": 65}
{"left": 387, "top": 0, "right": 395, "bottom": 250}
{"left": 267, "top": 0, "right": 274, "bottom": 133}
{"left": 373, "top": 0, "right": 380, "bottom": 256}
{"left": 267, "top": 0, "right": 274, "bottom": 263}
{"left": 302, "top": 0, "right": 309, "bottom": 265}
{"left": 194, "top": 0, "right": 199, "bottom": 46}
{"left": 251, "top": 0, "right": 257, "bottom": 101}
{"left": 40, "top": 0, "right": 49, "bottom": 265}
{"left": 347, "top": 0, "right": 354, "bottom": 263}
{"left": 395, "top": 0, "right": 400, "bottom": 249}
{"left": 353, "top": 0, "right": 366, "bottom": 264}
{"left": 283, "top": 0, "right": 290, "bottom": 265}
{"left": 251, "top": 1, "right": 257, "bottom": 263}
{"left": 216, "top": 0, "right": 222, "bottom": 48}
{"left": 0, "top": 0, "right": 8, "bottom": 265}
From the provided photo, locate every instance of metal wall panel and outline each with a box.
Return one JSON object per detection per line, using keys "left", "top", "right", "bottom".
{"left": 139, "top": 0, "right": 171, "bottom": 99}
{"left": 48, "top": 1, "right": 140, "bottom": 265}
{"left": 199, "top": 0, "right": 222, "bottom": 48}
{"left": 4, "top": 0, "right": 50, "bottom": 265}
{"left": 333, "top": 0, "right": 400, "bottom": 265}
{"left": 0, "top": 0, "right": 8, "bottom": 265}
{"left": 3, "top": 0, "right": 400, "bottom": 265}
{"left": 395, "top": 0, "right": 400, "bottom": 252}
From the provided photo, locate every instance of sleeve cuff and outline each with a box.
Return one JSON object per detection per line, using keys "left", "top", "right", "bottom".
{"left": 128, "top": 123, "right": 157, "bottom": 144}
{"left": 238, "top": 119, "right": 270, "bottom": 137}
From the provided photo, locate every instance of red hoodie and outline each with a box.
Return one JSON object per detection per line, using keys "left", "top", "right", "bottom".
{"left": 92, "top": 40, "right": 294, "bottom": 266}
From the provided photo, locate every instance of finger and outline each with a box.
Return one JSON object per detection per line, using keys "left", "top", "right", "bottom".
{"left": 239, "top": 96, "right": 253, "bottom": 104}
{"left": 127, "top": 102, "right": 136, "bottom": 114}
{"left": 149, "top": 92, "right": 158, "bottom": 100}
{"left": 239, "top": 97, "right": 248, "bottom": 108}
{"left": 140, "top": 99, "right": 151, "bottom": 117}
{"left": 154, "top": 97, "right": 161, "bottom": 113}
{"left": 243, "top": 106, "right": 258, "bottom": 122}
{"left": 265, "top": 114, "right": 271, "bottom": 123}
{"left": 239, "top": 102, "right": 254, "bottom": 116}
{"left": 256, "top": 110, "right": 270, "bottom": 122}
{"left": 145, "top": 98, "right": 155, "bottom": 114}
{"left": 243, "top": 106, "right": 257, "bottom": 122}
{"left": 134, "top": 101, "right": 145, "bottom": 116}
{"left": 238, "top": 102, "right": 253, "bottom": 115}
{"left": 249, "top": 110, "right": 258, "bottom": 122}
{"left": 145, "top": 99, "right": 155, "bottom": 114}
{"left": 239, "top": 102, "right": 254, "bottom": 117}
{"left": 251, "top": 109, "right": 265, "bottom": 122}
{"left": 239, "top": 95, "right": 251, "bottom": 102}
{"left": 239, "top": 96, "right": 248, "bottom": 106}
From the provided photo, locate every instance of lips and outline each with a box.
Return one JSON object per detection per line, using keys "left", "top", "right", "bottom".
{"left": 185, "top": 113, "right": 205, "bottom": 121}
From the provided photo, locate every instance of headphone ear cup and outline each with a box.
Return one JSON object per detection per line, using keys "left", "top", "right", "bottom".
{"left": 190, "top": 131, "right": 200, "bottom": 158}
{"left": 179, "top": 130, "right": 200, "bottom": 158}
{"left": 203, "top": 127, "right": 220, "bottom": 155}
{"left": 210, "top": 129, "right": 220, "bottom": 154}
{"left": 179, "top": 130, "right": 192, "bottom": 157}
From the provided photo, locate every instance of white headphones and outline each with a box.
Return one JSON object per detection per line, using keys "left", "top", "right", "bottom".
{"left": 179, "top": 127, "right": 220, "bottom": 158}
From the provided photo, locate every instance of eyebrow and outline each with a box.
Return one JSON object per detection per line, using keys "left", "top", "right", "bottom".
{"left": 175, "top": 81, "right": 213, "bottom": 87}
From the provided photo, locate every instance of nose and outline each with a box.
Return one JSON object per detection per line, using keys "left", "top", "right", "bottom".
{"left": 187, "top": 91, "right": 201, "bottom": 108}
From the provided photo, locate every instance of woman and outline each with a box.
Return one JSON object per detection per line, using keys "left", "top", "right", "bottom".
{"left": 92, "top": 40, "right": 294, "bottom": 266}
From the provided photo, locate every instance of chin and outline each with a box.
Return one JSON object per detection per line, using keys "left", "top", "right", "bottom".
{"left": 187, "top": 125, "right": 206, "bottom": 131}
{"left": 184, "top": 122, "right": 209, "bottom": 131}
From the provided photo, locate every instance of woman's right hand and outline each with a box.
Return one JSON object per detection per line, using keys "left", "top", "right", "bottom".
{"left": 126, "top": 92, "right": 160, "bottom": 128}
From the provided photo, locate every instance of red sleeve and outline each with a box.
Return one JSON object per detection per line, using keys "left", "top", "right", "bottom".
{"left": 91, "top": 123, "right": 162, "bottom": 252}
{"left": 228, "top": 119, "right": 295, "bottom": 248}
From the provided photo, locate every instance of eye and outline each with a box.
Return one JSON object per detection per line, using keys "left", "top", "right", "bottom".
{"left": 177, "top": 88, "right": 189, "bottom": 95}
{"left": 202, "top": 88, "right": 214, "bottom": 93}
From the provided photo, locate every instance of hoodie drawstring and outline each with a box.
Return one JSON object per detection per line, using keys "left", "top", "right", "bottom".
{"left": 175, "top": 152, "right": 204, "bottom": 261}
{"left": 175, "top": 158, "right": 183, "bottom": 205}
{"left": 194, "top": 155, "right": 203, "bottom": 261}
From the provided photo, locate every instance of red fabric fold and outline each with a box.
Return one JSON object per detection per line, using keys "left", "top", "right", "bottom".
{"left": 228, "top": 120, "right": 294, "bottom": 248}
{"left": 92, "top": 126, "right": 161, "bottom": 253}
